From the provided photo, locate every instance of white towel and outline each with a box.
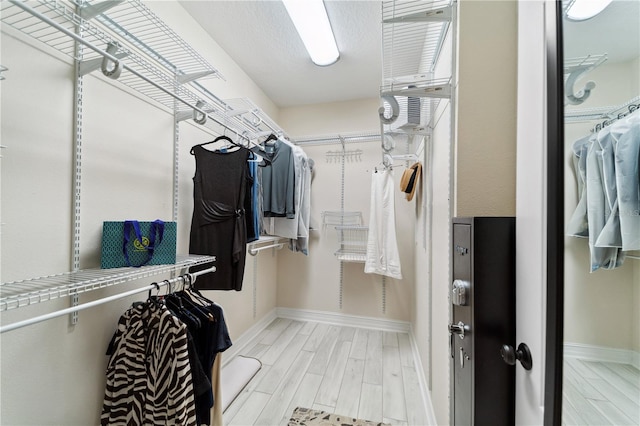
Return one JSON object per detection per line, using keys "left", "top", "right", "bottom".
{"left": 364, "top": 169, "right": 402, "bottom": 279}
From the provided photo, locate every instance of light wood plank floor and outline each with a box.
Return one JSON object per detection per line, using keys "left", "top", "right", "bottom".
{"left": 223, "top": 318, "right": 430, "bottom": 426}
{"left": 562, "top": 357, "right": 640, "bottom": 425}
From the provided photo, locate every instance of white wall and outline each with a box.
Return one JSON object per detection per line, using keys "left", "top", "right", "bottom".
{"left": 455, "top": 0, "right": 518, "bottom": 217}
{"left": 277, "top": 99, "right": 415, "bottom": 322}
{"left": 0, "top": 2, "right": 281, "bottom": 424}
{"left": 564, "top": 58, "right": 639, "bottom": 352}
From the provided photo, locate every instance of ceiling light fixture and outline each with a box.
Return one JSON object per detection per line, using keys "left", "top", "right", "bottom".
{"left": 565, "top": 0, "right": 613, "bottom": 21}
{"left": 282, "top": 0, "right": 340, "bottom": 66}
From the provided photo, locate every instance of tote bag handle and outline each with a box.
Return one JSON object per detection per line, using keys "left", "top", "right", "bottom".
{"left": 123, "top": 220, "right": 165, "bottom": 267}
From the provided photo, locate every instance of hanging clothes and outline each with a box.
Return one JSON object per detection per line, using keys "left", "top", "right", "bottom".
{"left": 101, "top": 302, "right": 197, "bottom": 426}
{"left": 364, "top": 169, "right": 402, "bottom": 279}
{"left": 189, "top": 145, "right": 250, "bottom": 291}
{"left": 245, "top": 160, "right": 260, "bottom": 243}
{"left": 290, "top": 150, "right": 313, "bottom": 255}
{"left": 265, "top": 142, "right": 313, "bottom": 254}
{"left": 167, "top": 292, "right": 232, "bottom": 426}
{"left": 567, "top": 109, "right": 640, "bottom": 271}
{"left": 261, "top": 138, "right": 296, "bottom": 218}
{"left": 614, "top": 113, "right": 640, "bottom": 251}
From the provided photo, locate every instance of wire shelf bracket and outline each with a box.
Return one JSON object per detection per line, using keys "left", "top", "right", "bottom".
{"left": 564, "top": 54, "right": 607, "bottom": 105}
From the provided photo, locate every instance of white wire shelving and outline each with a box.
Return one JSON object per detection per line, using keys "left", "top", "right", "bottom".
{"left": 0, "top": 255, "right": 216, "bottom": 312}
{"left": 0, "top": 0, "right": 284, "bottom": 323}
{"left": 0, "top": 0, "right": 285, "bottom": 140}
{"left": 380, "top": 0, "right": 453, "bottom": 145}
{"left": 382, "top": 0, "right": 452, "bottom": 82}
{"left": 565, "top": 95, "right": 640, "bottom": 125}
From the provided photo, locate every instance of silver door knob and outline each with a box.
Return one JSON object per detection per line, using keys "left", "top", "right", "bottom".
{"left": 448, "top": 321, "right": 468, "bottom": 339}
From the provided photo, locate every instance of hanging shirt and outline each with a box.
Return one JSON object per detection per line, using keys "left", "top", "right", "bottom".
{"left": 102, "top": 303, "right": 197, "bottom": 426}
{"left": 261, "top": 139, "right": 296, "bottom": 218}
{"left": 364, "top": 169, "right": 402, "bottom": 279}
{"left": 267, "top": 144, "right": 311, "bottom": 248}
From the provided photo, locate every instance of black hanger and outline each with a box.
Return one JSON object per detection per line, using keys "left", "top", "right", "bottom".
{"left": 177, "top": 291, "right": 215, "bottom": 322}
{"left": 190, "top": 135, "right": 243, "bottom": 155}
{"left": 264, "top": 133, "right": 278, "bottom": 144}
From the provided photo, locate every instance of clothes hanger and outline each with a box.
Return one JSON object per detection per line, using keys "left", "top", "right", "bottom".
{"left": 189, "top": 131, "right": 243, "bottom": 154}
{"left": 176, "top": 291, "right": 215, "bottom": 321}
{"left": 264, "top": 133, "right": 278, "bottom": 144}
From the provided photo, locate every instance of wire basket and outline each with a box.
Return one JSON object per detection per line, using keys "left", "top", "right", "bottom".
{"left": 334, "top": 225, "right": 369, "bottom": 263}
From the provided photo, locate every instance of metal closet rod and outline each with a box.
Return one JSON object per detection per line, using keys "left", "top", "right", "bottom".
{"left": 294, "top": 133, "right": 380, "bottom": 146}
{"left": 0, "top": 265, "right": 216, "bottom": 334}
{"left": 7, "top": 0, "right": 260, "bottom": 147}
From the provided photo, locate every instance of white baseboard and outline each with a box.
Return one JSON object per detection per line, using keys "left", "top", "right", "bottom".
{"left": 222, "top": 308, "right": 278, "bottom": 367}
{"left": 564, "top": 342, "right": 640, "bottom": 369}
{"left": 409, "top": 325, "right": 438, "bottom": 426}
{"left": 276, "top": 307, "right": 411, "bottom": 332}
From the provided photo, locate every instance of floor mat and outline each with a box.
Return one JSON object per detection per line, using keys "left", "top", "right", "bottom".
{"left": 288, "top": 407, "right": 390, "bottom": 426}
{"left": 220, "top": 355, "right": 262, "bottom": 412}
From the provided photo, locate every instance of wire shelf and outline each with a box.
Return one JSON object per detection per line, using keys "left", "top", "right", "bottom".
{"left": 565, "top": 95, "right": 640, "bottom": 123}
{"left": 322, "top": 211, "right": 364, "bottom": 231}
{"left": 564, "top": 54, "right": 607, "bottom": 75}
{"left": 0, "top": 0, "right": 282, "bottom": 141}
{"left": 84, "top": 0, "right": 223, "bottom": 80}
{"left": 334, "top": 225, "right": 369, "bottom": 263}
{"left": 222, "top": 98, "right": 287, "bottom": 140}
{"left": 0, "top": 255, "right": 215, "bottom": 311}
{"left": 382, "top": 0, "right": 452, "bottom": 80}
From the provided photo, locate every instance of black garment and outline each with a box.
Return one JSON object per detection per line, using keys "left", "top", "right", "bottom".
{"left": 194, "top": 302, "right": 232, "bottom": 425}
{"left": 189, "top": 145, "right": 250, "bottom": 290}
{"left": 176, "top": 294, "right": 231, "bottom": 426}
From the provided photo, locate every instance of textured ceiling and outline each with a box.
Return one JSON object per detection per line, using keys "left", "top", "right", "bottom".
{"left": 179, "top": 0, "right": 638, "bottom": 109}
{"left": 180, "top": 0, "right": 383, "bottom": 108}
{"left": 564, "top": 0, "right": 640, "bottom": 63}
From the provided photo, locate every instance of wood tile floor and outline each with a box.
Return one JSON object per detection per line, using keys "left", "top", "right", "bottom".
{"left": 222, "top": 318, "right": 430, "bottom": 426}
{"left": 562, "top": 357, "right": 640, "bottom": 425}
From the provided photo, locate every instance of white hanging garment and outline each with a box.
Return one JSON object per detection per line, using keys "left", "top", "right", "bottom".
{"left": 364, "top": 169, "right": 402, "bottom": 279}
{"left": 615, "top": 112, "right": 640, "bottom": 251}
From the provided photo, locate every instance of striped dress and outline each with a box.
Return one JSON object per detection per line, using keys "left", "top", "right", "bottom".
{"left": 101, "top": 303, "right": 197, "bottom": 425}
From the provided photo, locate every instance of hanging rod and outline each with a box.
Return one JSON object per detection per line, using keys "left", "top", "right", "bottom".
{"left": 0, "top": 265, "right": 216, "bottom": 334}
{"left": 247, "top": 242, "right": 285, "bottom": 256}
{"left": 294, "top": 133, "right": 380, "bottom": 146}
{"left": 247, "top": 237, "right": 287, "bottom": 256}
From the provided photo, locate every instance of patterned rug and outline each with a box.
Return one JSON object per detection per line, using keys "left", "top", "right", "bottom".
{"left": 288, "top": 407, "right": 390, "bottom": 426}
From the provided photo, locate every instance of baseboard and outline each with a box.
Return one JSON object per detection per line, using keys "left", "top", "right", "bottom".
{"left": 222, "top": 308, "right": 278, "bottom": 367}
{"left": 564, "top": 342, "right": 640, "bottom": 369}
{"left": 276, "top": 307, "right": 411, "bottom": 332}
{"left": 409, "top": 325, "right": 438, "bottom": 426}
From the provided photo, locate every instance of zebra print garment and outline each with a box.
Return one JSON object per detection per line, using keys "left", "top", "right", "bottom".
{"left": 101, "top": 302, "right": 197, "bottom": 425}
